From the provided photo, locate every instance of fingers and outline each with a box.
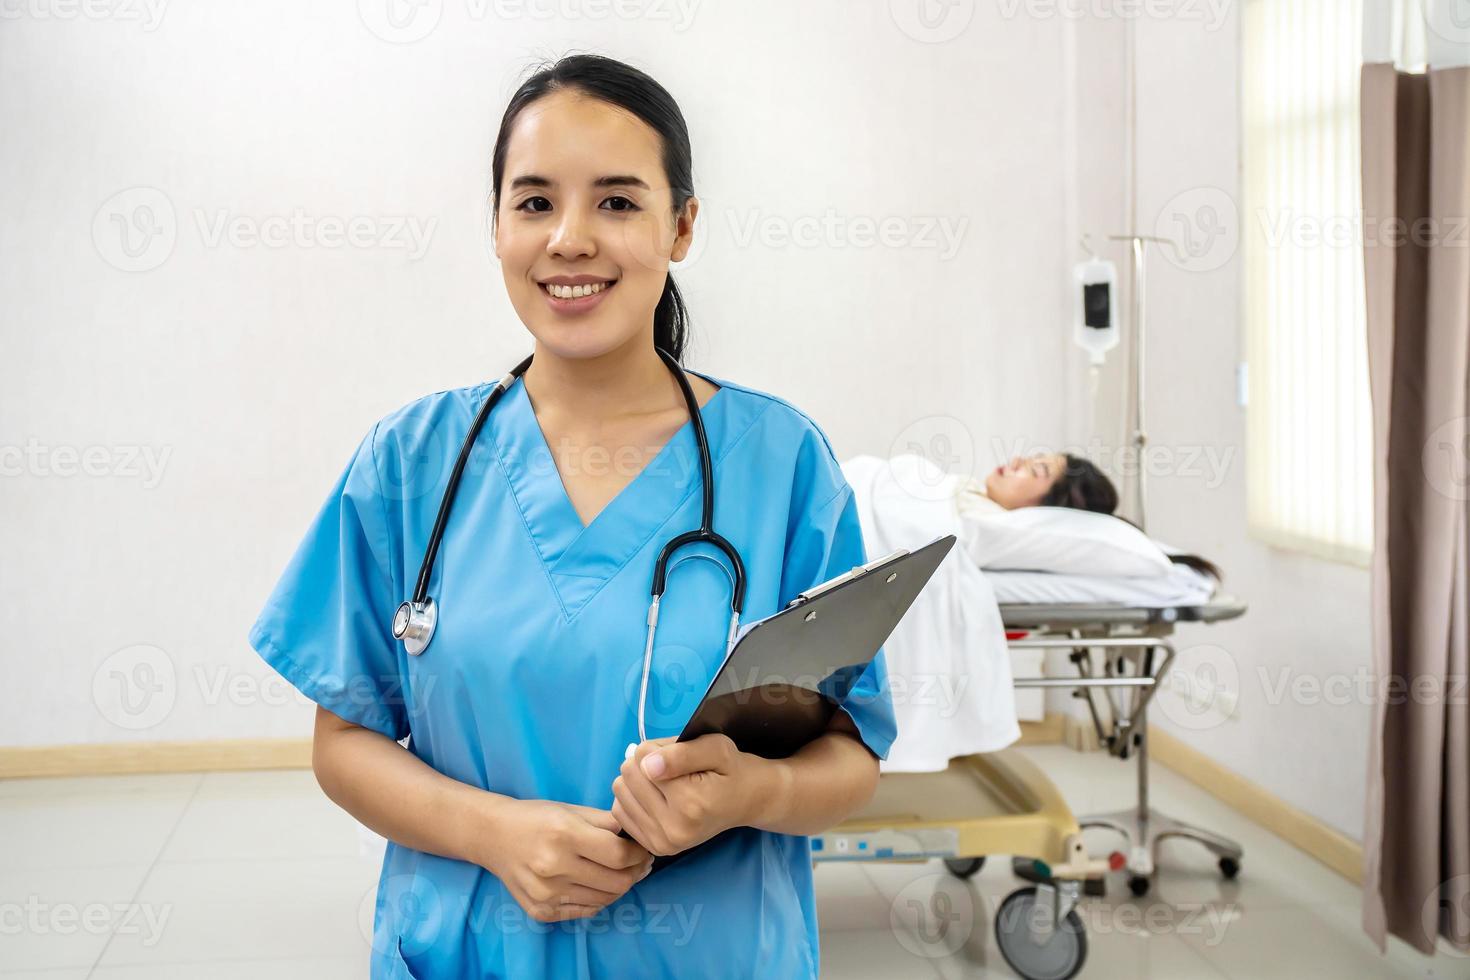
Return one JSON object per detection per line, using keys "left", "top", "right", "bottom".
{"left": 565, "top": 812, "right": 653, "bottom": 870}
{"left": 563, "top": 804, "right": 622, "bottom": 835}
{"left": 560, "top": 854, "right": 652, "bottom": 896}
{"left": 528, "top": 904, "right": 603, "bottom": 923}
{"left": 615, "top": 757, "right": 681, "bottom": 852}
{"left": 547, "top": 877, "right": 628, "bottom": 909}
{"left": 611, "top": 782, "right": 669, "bottom": 855}
{"left": 637, "top": 733, "right": 736, "bottom": 782}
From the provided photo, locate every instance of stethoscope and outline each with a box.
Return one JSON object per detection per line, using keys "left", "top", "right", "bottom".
{"left": 390, "top": 347, "right": 746, "bottom": 756}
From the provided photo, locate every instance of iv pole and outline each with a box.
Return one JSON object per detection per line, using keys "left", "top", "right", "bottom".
{"left": 1104, "top": 233, "right": 1173, "bottom": 535}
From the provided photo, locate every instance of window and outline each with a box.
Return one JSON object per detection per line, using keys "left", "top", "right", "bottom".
{"left": 1243, "top": 0, "right": 1374, "bottom": 564}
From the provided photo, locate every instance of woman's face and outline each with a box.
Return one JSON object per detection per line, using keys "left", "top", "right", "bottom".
{"left": 984, "top": 453, "right": 1068, "bottom": 509}
{"left": 493, "top": 89, "right": 696, "bottom": 361}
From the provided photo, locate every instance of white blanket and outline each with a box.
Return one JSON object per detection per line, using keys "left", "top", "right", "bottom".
{"left": 841, "top": 455, "right": 1021, "bottom": 772}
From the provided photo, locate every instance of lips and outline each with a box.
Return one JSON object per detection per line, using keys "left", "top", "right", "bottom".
{"left": 538, "top": 278, "right": 617, "bottom": 314}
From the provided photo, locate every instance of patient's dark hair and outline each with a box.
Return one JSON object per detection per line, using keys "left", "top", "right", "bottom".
{"left": 1041, "top": 454, "right": 1119, "bottom": 514}
{"left": 1044, "top": 455, "right": 1222, "bottom": 583}
{"left": 489, "top": 53, "right": 694, "bottom": 362}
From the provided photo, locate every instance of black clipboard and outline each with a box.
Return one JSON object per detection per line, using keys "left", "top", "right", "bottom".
{"left": 622, "top": 533, "right": 957, "bottom": 872}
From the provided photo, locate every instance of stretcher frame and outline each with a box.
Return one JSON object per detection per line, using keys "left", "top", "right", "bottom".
{"left": 811, "top": 595, "right": 1246, "bottom": 977}
{"left": 1000, "top": 596, "right": 1248, "bottom": 893}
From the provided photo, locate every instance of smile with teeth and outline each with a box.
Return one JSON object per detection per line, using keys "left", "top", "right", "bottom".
{"left": 543, "top": 281, "right": 615, "bottom": 299}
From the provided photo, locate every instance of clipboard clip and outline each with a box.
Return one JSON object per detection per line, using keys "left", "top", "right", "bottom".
{"left": 787, "top": 548, "right": 910, "bottom": 607}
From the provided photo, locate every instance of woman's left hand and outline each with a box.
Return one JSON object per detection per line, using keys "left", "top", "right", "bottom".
{"left": 610, "top": 734, "right": 771, "bottom": 856}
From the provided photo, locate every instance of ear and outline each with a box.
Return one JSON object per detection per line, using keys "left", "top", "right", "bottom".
{"left": 669, "top": 196, "right": 699, "bottom": 263}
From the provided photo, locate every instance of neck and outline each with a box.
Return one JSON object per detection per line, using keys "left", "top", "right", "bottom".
{"left": 520, "top": 334, "right": 682, "bottom": 422}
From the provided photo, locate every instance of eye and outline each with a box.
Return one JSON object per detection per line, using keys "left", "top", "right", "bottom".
{"left": 514, "top": 197, "right": 552, "bottom": 213}
{"left": 601, "top": 196, "right": 640, "bottom": 213}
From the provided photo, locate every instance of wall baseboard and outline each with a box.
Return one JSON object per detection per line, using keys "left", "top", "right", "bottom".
{"left": 0, "top": 738, "right": 311, "bottom": 780}
{"left": 1144, "top": 725, "right": 1363, "bottom": 884}
{"left": 1017, "top": 714, "right": 1065, "bottom": 745}
{"left": 0, "top": 718, "right": 1365, "bottom": 886}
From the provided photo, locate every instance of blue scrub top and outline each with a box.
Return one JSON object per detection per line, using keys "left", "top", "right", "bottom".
{"left": 247, "top": 370, "right": 897, "bottom": 979}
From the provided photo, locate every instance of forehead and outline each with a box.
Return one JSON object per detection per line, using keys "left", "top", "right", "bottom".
{"left": 503, "top": 90, "right": 663, "bottom": 178}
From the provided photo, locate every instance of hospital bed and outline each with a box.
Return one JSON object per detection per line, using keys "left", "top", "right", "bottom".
{"left": 813, "top": 590, "right": 1246, "bottom": 980}
{"left": 824, "top": 455, "right": 1249, "bottom": 976}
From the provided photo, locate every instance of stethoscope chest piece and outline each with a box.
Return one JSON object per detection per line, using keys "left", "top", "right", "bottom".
{"left": 393, "top": 598, "right": 437, "bottom": 656}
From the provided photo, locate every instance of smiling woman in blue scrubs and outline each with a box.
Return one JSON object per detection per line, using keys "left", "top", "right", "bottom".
{"left": 247, "top": 54, "right": 897, "bottom": 979}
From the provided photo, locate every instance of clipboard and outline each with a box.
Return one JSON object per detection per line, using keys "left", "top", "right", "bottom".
{"left": 622, "top": 533, "right": 957, "bottom": 871}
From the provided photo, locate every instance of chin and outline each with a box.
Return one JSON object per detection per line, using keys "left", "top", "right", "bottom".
{"left": 526, "top": 321, "right": 641, "bottom": 361}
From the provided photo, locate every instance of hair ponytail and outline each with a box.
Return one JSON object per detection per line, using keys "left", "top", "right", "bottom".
{"left": 654, "top": 273, "right": 689, "bottom": 362}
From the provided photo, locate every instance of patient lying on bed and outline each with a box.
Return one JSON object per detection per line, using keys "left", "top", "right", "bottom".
{"left": 954, "top": 451, "right": 1221, "bottom": 589}
{"left": 841, "top": 452, "right": 1220, "bottom": 773}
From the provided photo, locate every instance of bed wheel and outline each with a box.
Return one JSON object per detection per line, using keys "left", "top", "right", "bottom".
{"left": 943, "top": 857, "right": 985, "bottom": 879}
{"left": 994, "top": 886, "right": 1088, "bottom": 980}
{"left": 1126, "top": 875, "right": 1150, "bottom": 897}
{"left": 1219, "top": 856, "right": 1240, "bottom": 880}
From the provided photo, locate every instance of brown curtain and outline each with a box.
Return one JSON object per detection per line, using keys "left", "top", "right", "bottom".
{"left": 1360, "top": 59, "right": 1470, "bottom": 955}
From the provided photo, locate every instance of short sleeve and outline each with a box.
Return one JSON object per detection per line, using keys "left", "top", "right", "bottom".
{"left": 246, "top": 422, "right": 410, "bottom": 741}
{"left": 780, "top": 483, "right": 898, "bottom": 762}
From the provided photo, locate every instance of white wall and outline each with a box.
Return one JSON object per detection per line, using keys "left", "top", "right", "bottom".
{"left": 1069, "top": 6, "right": 1374, "bottom": 842}
{"left": 1, "top": 3, "right": 1076, "bottom": 747}
{"left": 4, "top": 4, "right": 1375, "bottom": 848}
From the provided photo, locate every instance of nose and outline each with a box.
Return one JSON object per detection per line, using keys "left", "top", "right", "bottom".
{"left": 547, "top": 207, "right": 596, "bottom": 261}
{"left": 1008, "top": 456, "right": 1023, "bottom": 471}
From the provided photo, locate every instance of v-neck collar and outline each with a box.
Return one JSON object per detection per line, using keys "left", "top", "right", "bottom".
{"left": 491, "top": 372, "right": 731, "bottom": 621}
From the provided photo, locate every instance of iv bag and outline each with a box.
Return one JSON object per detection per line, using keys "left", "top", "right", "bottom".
{"left": 1073, "top": 257, "right": 1118, "bottom": 365}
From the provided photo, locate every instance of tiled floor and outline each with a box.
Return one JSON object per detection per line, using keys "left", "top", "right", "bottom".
{"left": 0, "top": 746, "right": 1461, "bottom": 978}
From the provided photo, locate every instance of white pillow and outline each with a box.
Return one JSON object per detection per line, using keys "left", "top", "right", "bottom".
{"left": 958, "top": 505, "right": 1175, "bottom": 579}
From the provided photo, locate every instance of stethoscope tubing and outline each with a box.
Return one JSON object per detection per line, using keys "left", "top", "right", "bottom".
{"left": 393, "top": 347, "right": 746, "bottom": 738}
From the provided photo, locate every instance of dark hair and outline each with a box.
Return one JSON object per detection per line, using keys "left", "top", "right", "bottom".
{"left": 489, "top": 54, "right": 695, "bottom": 362}
{"left": 1040, "top": 453, "right": 1119, "bottom": 515}
{"left": 1105, "top": 491, "right": 1226, "bottom": 585}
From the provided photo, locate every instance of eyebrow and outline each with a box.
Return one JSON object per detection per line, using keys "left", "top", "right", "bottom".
{"left": 508, "top": 174, "right": 651, "bottom": 191}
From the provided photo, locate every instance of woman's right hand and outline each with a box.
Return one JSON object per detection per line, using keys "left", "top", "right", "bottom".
{"left": 476, "top": 798, "right": 654, "bottom": 923}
